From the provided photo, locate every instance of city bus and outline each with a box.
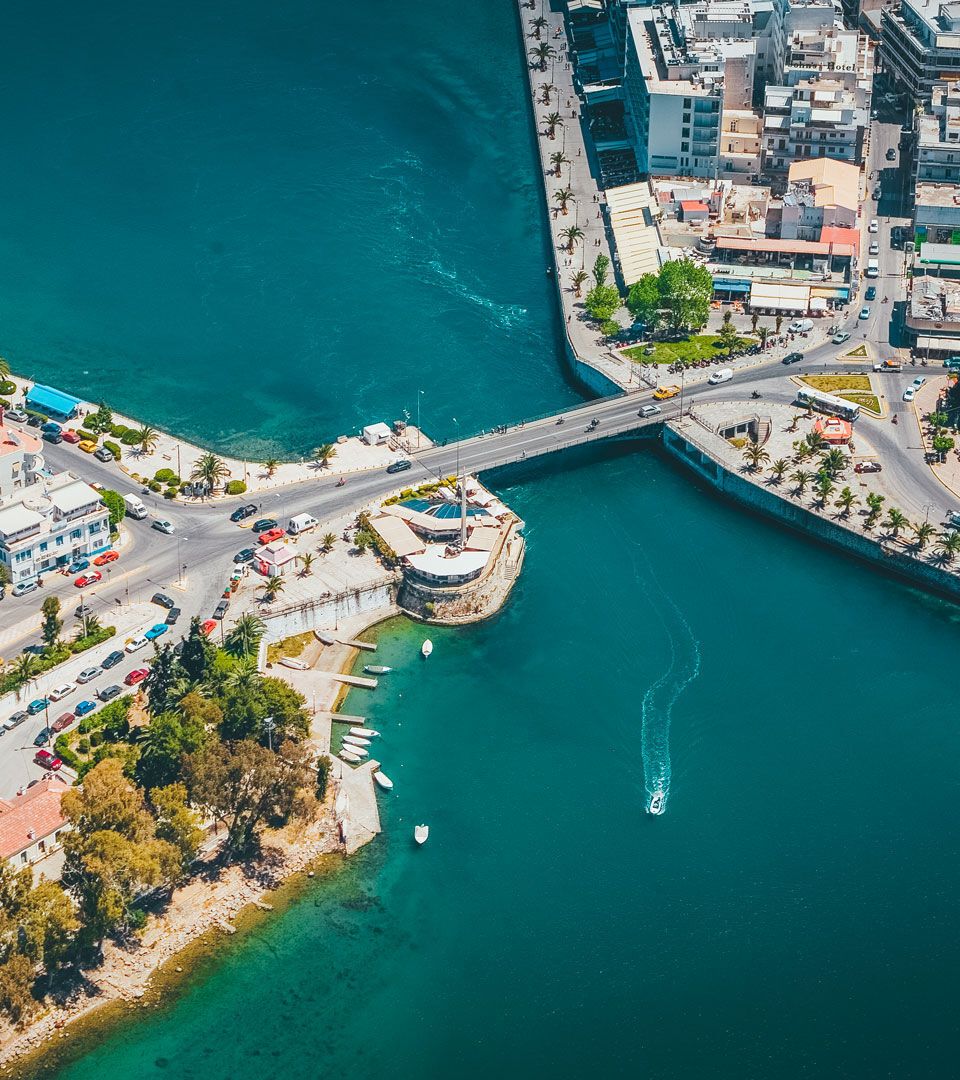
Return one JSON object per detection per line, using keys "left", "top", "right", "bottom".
{"left": 794, "top": 388, "right": 861, "bottom": 422}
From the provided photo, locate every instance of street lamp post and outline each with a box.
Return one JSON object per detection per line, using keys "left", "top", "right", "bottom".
{"left": 177, "top": 536, "right": 188, "bottom": 586}
{"left": 263, "top": 716, "right": 275, "bottom": 753}
{"left": 452, "top": 417, "right": 461, "bottom": 490}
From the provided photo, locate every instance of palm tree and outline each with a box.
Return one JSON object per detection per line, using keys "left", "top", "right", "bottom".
{"left": 884, "top": 507, "right": 909, "bottom": 537}
{"left": 814, "top": 472, "right": 835, "bottom": 508}
{"left": 0, "top": 356, "right": 11, "bottom": 381}
{"left": 820, "top": 447, "right": 848, "bottom": 478}
{"left": 864, "top": 492, "right": 885, "bottom": 529}
{"left": 549, "top": 151, "right": 569, "bottom": 177}
{"left": 775, "top": 314, "right": 783, "bottom": 335}
{"left": 793, "top": 440, "right": 814, "bottom": 463}
{"left": 750, "top": 313, "right": 759, "bottom": 335}
{"left": 313, "top": 443, "right": 337, "bottom": 469}
{"left": 787, "top": 414, "right": 802, "bottom": 433}
{"left": 135, "top": 426, "right": 160, "bottom": 455}
{"left": 571, "top": 270, "right": 589, "bottom": 297}
{"left": 262, "top": 458, "right": 281, "bottom": 478}
{"left": 805, "top": 430, "right": 827, "bottom": 453}
{"left": 297, "top": 552, "right": 314, "bottom": 577}
{"left": 529, "top": 16, "right": 548, "bottom": 39}
{"left": 529, "top": 42, "right": 555, "bottom": 71}
{"left": 835, "top": 486, "right": 858, "bottom": 517}
{"left": 791, "top": 469, "right": 813, "bottom": 496}
{"left": 223, "top": 613, "right": 266, "bottom": 658}
{"left": 12, "top": 652, "right": 38, "bottom": 692}
{"left": 934, "top": 529, "right": 960, "bottom": 564}
{"left": 803, "top": 397, "right": 816, "bottom": 418}
{"left": 78, "top": 613, "right": 102, "bottom": 637}
{"left": 543, "top": 111, "right": 563, "bottom": 139}
{"left": 912, "top": 520, "right": 936, "bottom": 551}
{"left": 559, "top": 225, "right": 584, "bottom": 254}
{"left": 538, "top": 82, "right": 555, "bottom": 104}
{"left": 742, "top": 442, "right": 770, "bottom": 473}
{"left": 553, "top": 188, "right": 575, "bottom": 215}
{"left": 191, "top": 452, "right": 230, "bottom": 492}
{"left": 758, "top": 326, "right": 769, "bottom": 349}
{"left": 769, "top": 459, "right": 789, "bottom": 484}
{"left": 263, "top": 576, "right": 286, "bottom": 603}
{"left": 224, "top": 657, "right": 261, "bottom": 692}
{"left": 320, "top": 532, "right": 336, "bottom": 554}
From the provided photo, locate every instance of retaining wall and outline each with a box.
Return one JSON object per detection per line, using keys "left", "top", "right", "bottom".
{"left": 261, "top": 579, "right": 400, "bottom": 644}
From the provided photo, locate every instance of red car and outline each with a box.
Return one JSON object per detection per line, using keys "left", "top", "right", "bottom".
{"left": 74, "top": 571, "right": 103, "bottom": 588}
{"left": 258, "top": 527, "right": 286, "bottom": 545}
{"left": 51, "top": 712, "right": 76, "bottom": 734}
{"left": 124, "top": 667, "right": 150, "bottom": 686}
{"left": 854, "top": 461, "right": 882, "bottom": 474}
{"left": 34, "top": 749, "right": 62, "bottom": 771}
{"left": 93, "top": 550, "right": 119, "bottom": 566}
{"left": 200, "top": 619, "right": 217, "bottom": 637}
{"left": 61, "top": 430, "right": 82, "bottom": 444}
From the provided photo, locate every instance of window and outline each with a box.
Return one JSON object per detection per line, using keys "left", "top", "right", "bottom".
{"left": 682, "top": 128, "right": 689, "bottom": 138}
{"left": 39, "top": 541, "right": 47, "bottom": 552}
{"left": 14, "top": 550, "right": 31, "bottom": 563}
{"left": 681, "top": 141, "right": 689, "bottom": 152}
{"left": 90, "top": 521, "right": 101, "bottom": 534}
{"left": 56, "top": 536, "right": 64, "bottom": 546}
{"left": 70, "top": 529, "right": 81, "bottom": 540}
{"left": 20, "top": 852, "right": 28, "bottom": 864}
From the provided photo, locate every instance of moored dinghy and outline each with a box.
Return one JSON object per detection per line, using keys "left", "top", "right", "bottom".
{"left": 339, "top": 749, "right": 360, "bottom": 764}
{"left": 349, "top": 727, "right": 380, "bottom": 738}
{"left": 374, "top": 772, "right": 394, "bottom": 791}
{"left": 347, "top": 745, "right": 369, "bottom": 759}
{"left": 414, "top": 824, "right": 429, "bottom": 844}
{"left": 364, "top": 665, "right": 392, "bottom": 675}
{"left": 342, "top": 735, "right": 371, "bottom": 748}
{"left": 421, "top": 639, "right": 433, "bottom": 658}
{"left": 314, "top": 630, "right": 336, "bottom": 646}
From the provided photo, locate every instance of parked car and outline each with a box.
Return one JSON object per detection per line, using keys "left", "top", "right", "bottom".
{"left": 67, "top": 558, "right": 90, "bottom": 574}
{"left": 78, "top": 440, "right": 98, "bottom": 454}
{"left": 93, "top": 550, "right": 119, "bottom": 566}
{"left": 145, "top": 623, "right": 168, "bottom": 640}
{"left": 98, "top": 684, "right": 122, "bottom": 702}
{"left": 252, "top": 518, "right": 278, "bottom": 533}
{"left": 48, "top": 683, "right": 77, "bottom": 703}
{"left": 61, "top": 430, "right": 82, "bottom": 444}
{"left": 865, "top": 286, "right": 877, "bottom": 301}
{"left": 386, "top": 460, "right": 412, "bottom": 474}
{"left": 76, "top": 666, "right": 102, "bottom": 684}
{"left": 213, "top": 600, "right": 229, "bottom": 620}
{"left": 26, "top": 415, "right": 43, "bottom": 428}
{"left": 5, "top": 408, "right": 27, "bottom": 423}
{"left": 51, "top": 712, "right": 75, "bottom": 734}
{"left": 638, "top": 404, "right": 662, "bottom": 418}
{"left": 33, "top": 728, "right": 52, "bottom": 746}
{"left": 74, "top": 700, "right": 97, "bottom": 717}
{"left": 832, "top": 331, "right": 850, "bottom": 344}
{"left": 101, "top": 650, "right": 124, "bottom": 670}
{"left": 151, "top": 593, "right": 175, "bottom": 609}
{"left": 200, "top": 619, "right": 217, "bottom": 637}
{"left": 94, "top": 446, "right": 115, "bottom": 463}
{"left": 913, "top": 376, "right": 927, "bottom": 388}
{"left": 653, "top": 385, "right": 681, "bottom": 400}
{"left": 258, "top": 527, "right": 285, "bottom": 545}
{"left": 74, "top": 571, "right": 102, "bottom": 588}
{"left": 903, "top": 386, "right": 916, "bottom": 402}
{"left": 859, "top": 307, "right": 871, "bottom": 320}
{"left": 125, "top": 635, "right": 149, "bottom": 653}
{"left": 234, "top": 548, "right": 255, "bottom": 564}
{"left": 230, "top": 503, "right": 258, "bottom": 522}
{"left": 152, "top": 519, "right": 175, "bottom": 535}
{"left": 868, "top": 219, "right": 879, "bottom": 234}
{"left": 868, "top": 241, "right": 880, "bottom": 256}
{"left": 27, "top": 697, "right": 51, "bottom": 716}
{"left": 885, "top": 147, "right": 896, "bottom": 161}
{"left": 872, "top": 188, "right": 881, "bottom": 200}
{"left": 165, "top": 607, "right": 181, "bottom": 625}
{"left": 12, "top": 581, "right": 39, "bottom": 597}
{"left": 125, "top": 667, "right": 150, "bottom": 686}
{"left": 782, "top": 352, "right": 804, "bottom": 365}
{"left": 4, "top": 711, "right": 28, "bottom": 731}
{"left": 788, "top": 319, "right": 814, "bottom": 333}
{"left": 855, "top": 461, "right": 882, "bottom": 474}
{"left": 34, "top": 749, "right": 62, "bottom": 771}
{"left": 43, "top": 431, "right": 63, "bottom": 444}
{"left": 41, "top": 421, "right": 61, "bottom": 434}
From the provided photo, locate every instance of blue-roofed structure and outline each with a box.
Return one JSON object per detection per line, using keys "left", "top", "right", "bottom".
{"left": 25, "top": 384, "right": 82, "bottom": 420}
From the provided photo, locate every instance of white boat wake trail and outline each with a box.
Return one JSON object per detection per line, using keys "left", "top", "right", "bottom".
{"left": 635, "top": 555, "right": 702, "bottom": 814}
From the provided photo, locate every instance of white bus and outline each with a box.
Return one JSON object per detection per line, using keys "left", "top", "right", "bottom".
{"left": 795, "top": 388, "right": 860, "bottom": 421}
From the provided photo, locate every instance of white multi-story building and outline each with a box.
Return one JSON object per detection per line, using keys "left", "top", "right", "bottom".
{"left": 913, "top": 82, "right": 960, "bottom": 182}
{"left": 762, "top": 77, "right": 868, "bottom": 179}
{"left": 880, "top": 0, "right": 960, "bottom": 106}
{"left": 0, "top": 420, "right": 46, "bottom": 498}
{"left": 778, "top": 157, "right": 861, "bottom": 239}
{"left": 0, "top": 473, "right": 111, "bottom": 584}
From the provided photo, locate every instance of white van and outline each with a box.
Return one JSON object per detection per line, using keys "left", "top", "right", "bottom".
{"left": 865, "top": 260, "right": 879, "bottom": 278}
{"left": 788, "top": 319, "right": 814, "bottom": 333}
{"left": 123, "top": 493, "right": 148, "bottom": 520}
{"left": 708, "top": 367, "right": 733, "bottom": 385}
{"left": 288, "top": 513, "right": 319, "bottom": 536}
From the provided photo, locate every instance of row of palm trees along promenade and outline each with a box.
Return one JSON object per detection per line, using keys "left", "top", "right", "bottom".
{"left": 518, "top": 0, "right": 638, "bottom": 394}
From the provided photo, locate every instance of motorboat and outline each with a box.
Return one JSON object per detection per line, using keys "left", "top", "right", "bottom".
{"left": 414, "top": 824, "right": 429, "bottom": 845}
{"left": 349, "top": 727, "right": 380, "bottom": 738}
{"left": 421, "top": 639, "right": 433, "bottom": 658}
{"left": 648, "top": 791, "right": 665, "bottom": 816}
{"left": 314, "top": 630, "right": 336, "bottom": 646}
{"left": 279, "top": 657, "right": 308, "bottom": 670}
{"left": 339, "top": 749, "right": 361, "bottom": 765}
{"left": 364, "top": 665, "right": 392, "bottom": 675}
{"left": 374, "top": 772, "right": 394, "bottom": 791}
{"left": 342, "top": 735, "right": 371, "bottom": 748}
{"left": 347, "top": 745, "right": 369, "bottom": 759}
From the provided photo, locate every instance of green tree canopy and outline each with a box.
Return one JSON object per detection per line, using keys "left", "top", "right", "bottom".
{"left": 40, "top": 596, "right": 62, "bottom": 649}
{"left": 100, "top": 489, "right": 126, "bottom": 528}
{"left": 657, "top": 259, "right": 713, "bottom": 333}
{"left": 592, "top": 253, "right": 610, "bottom": 287}
{"left": 625, "top": 273, "right": 661, "bottom": 327}
{"left": 583, "top": 284, "right": 621, "bottom": 323}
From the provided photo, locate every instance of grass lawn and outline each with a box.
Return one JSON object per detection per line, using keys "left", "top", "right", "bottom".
{"left": 801, "top": 374, "right": 872, "bottom": 393}
{"left": 622, "top": 334, "right": 756, "bottom": 366}
{"left": 267, "top": 631, "right": 314, "bottom": 664}
{"left": 838, "top": 391, "right": 882, "bottom": 414}
{"left": 844, "top": 344, "right": 869, "bottom": 357}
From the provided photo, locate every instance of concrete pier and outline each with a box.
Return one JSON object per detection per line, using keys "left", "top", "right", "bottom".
{"left": 336, "top": 759, "right": 382, "bottom": 855}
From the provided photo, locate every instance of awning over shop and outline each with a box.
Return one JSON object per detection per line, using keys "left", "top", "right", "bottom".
{"left": 605, "top": 181, "right": 662, "bottom": 285}
{"left": 748, "top": 281, "right": 811, "bottom": 312}
{"left": 914, "top": 335, "right": 960, "bottom": 352}
{"left": 809, "top": 297, "right": 828, "bottom": 311}
{"left": 713, "top": 278, "right": 751, "bottom": 293}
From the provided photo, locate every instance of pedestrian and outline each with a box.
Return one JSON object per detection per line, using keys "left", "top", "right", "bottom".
{"left": 577, "top": 148, "right": 582, "bottom": 156}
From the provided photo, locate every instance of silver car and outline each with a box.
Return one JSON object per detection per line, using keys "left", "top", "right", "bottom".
{"left": 76, "top": 666, "right": 103, "bottom": 684}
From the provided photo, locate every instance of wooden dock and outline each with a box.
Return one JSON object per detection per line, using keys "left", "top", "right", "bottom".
{"left": 338, "top": 637, "right": 377, "bottom": 651}
{"left": 315, "top": 711, "right": 367, "bottom": 726}
{"left": 314, "top": 671, "right": 378, "bottom": 689}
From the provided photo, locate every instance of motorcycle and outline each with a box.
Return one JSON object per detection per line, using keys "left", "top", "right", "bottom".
{"left": 336, "top": 478, "right": 346, "bottom": 487}
{"left": 555, "top": 417, "right": 564, "bottom": 425}
{"left": 751, "top": 390, "right": 762, "bottom": 399}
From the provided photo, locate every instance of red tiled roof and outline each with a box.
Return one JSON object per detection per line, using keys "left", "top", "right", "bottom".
{"left": 819, "top": 225, "right": 857, "bottom": 246}
{"left": 0, "top": 778, "right": 69, "bottom": 859}
{"left": 680, "top": 200, "right": 709, "bottom": 212}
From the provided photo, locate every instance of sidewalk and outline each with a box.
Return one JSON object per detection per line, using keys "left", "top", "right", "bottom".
{"left": 914, "top": 375, "right": 960, "bottom": 503}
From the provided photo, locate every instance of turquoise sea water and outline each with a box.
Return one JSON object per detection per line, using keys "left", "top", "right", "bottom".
{"left": 7, "top": 1, "right": 960, "bottom": 1077}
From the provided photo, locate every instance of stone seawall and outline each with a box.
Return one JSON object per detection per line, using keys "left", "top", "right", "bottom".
{"left": 663, "top": 424, "right": 960, "bottom": 605}
{"left": 261, "top": 579, "right": 400, "bottom": 644}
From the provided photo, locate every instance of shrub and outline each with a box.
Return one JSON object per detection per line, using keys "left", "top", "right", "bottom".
{"left": 148, "top": 480, "right": 162, "bottom": 493}
{"left": 88, "top": 731, "right": 104, "bottom": 747}
{"left": 108, "top": 423, "right": 131, "bottom": 439}
{"left": 179, "top": 481, "right": 190, "bottom": 493}
{"left": 225, "top": 480, "right": 247, "bottom": 495}
{"left": 163, "top": 488, "right": 177, "bottom": 500}
{"left": 154, "top": 468, "right": 178, "bottom": 484}
{"left": 70, "top": 626, "right": 115, "bottom": 654}
{"left": 121, "top": 429, "right": 142, "bottom": 446}
{"left": 77, "top": 737, "right": 90, "bottom": 754}
{"left": 53, "top": 734, "right": 82, "bottom": 771}
{"left": 0, "top": 399, "right": 10, "bottom": 410}
{"left": 76, "top": 429, "right": 98, "bottom": 443}
{"left": 102, "top": 440, "right": 121, "bottom": 460}
{"left": 0, "top": 380, "right": 16, "bottom": 396}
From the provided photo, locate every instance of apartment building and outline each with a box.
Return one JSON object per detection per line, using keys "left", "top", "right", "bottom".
{"left": 912, "top": 82, "right": 960, "bottom": 182}
{"left": 778, "top": 158, "right": 861, "bottom": 239}
{"left": 880, "top": 0, "right": 960, "bottom": 105}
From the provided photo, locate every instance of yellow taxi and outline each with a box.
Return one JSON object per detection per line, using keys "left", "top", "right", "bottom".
{"left": 78, "top": 440, "right": 98, "bottom": 454}
{"left": 653, "top": 385, "right": 681, "bottom": 400}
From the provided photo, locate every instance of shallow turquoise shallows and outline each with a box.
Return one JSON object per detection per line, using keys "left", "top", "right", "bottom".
{"left": 10, "top": 1, "right": 960, "bottom": 1078}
